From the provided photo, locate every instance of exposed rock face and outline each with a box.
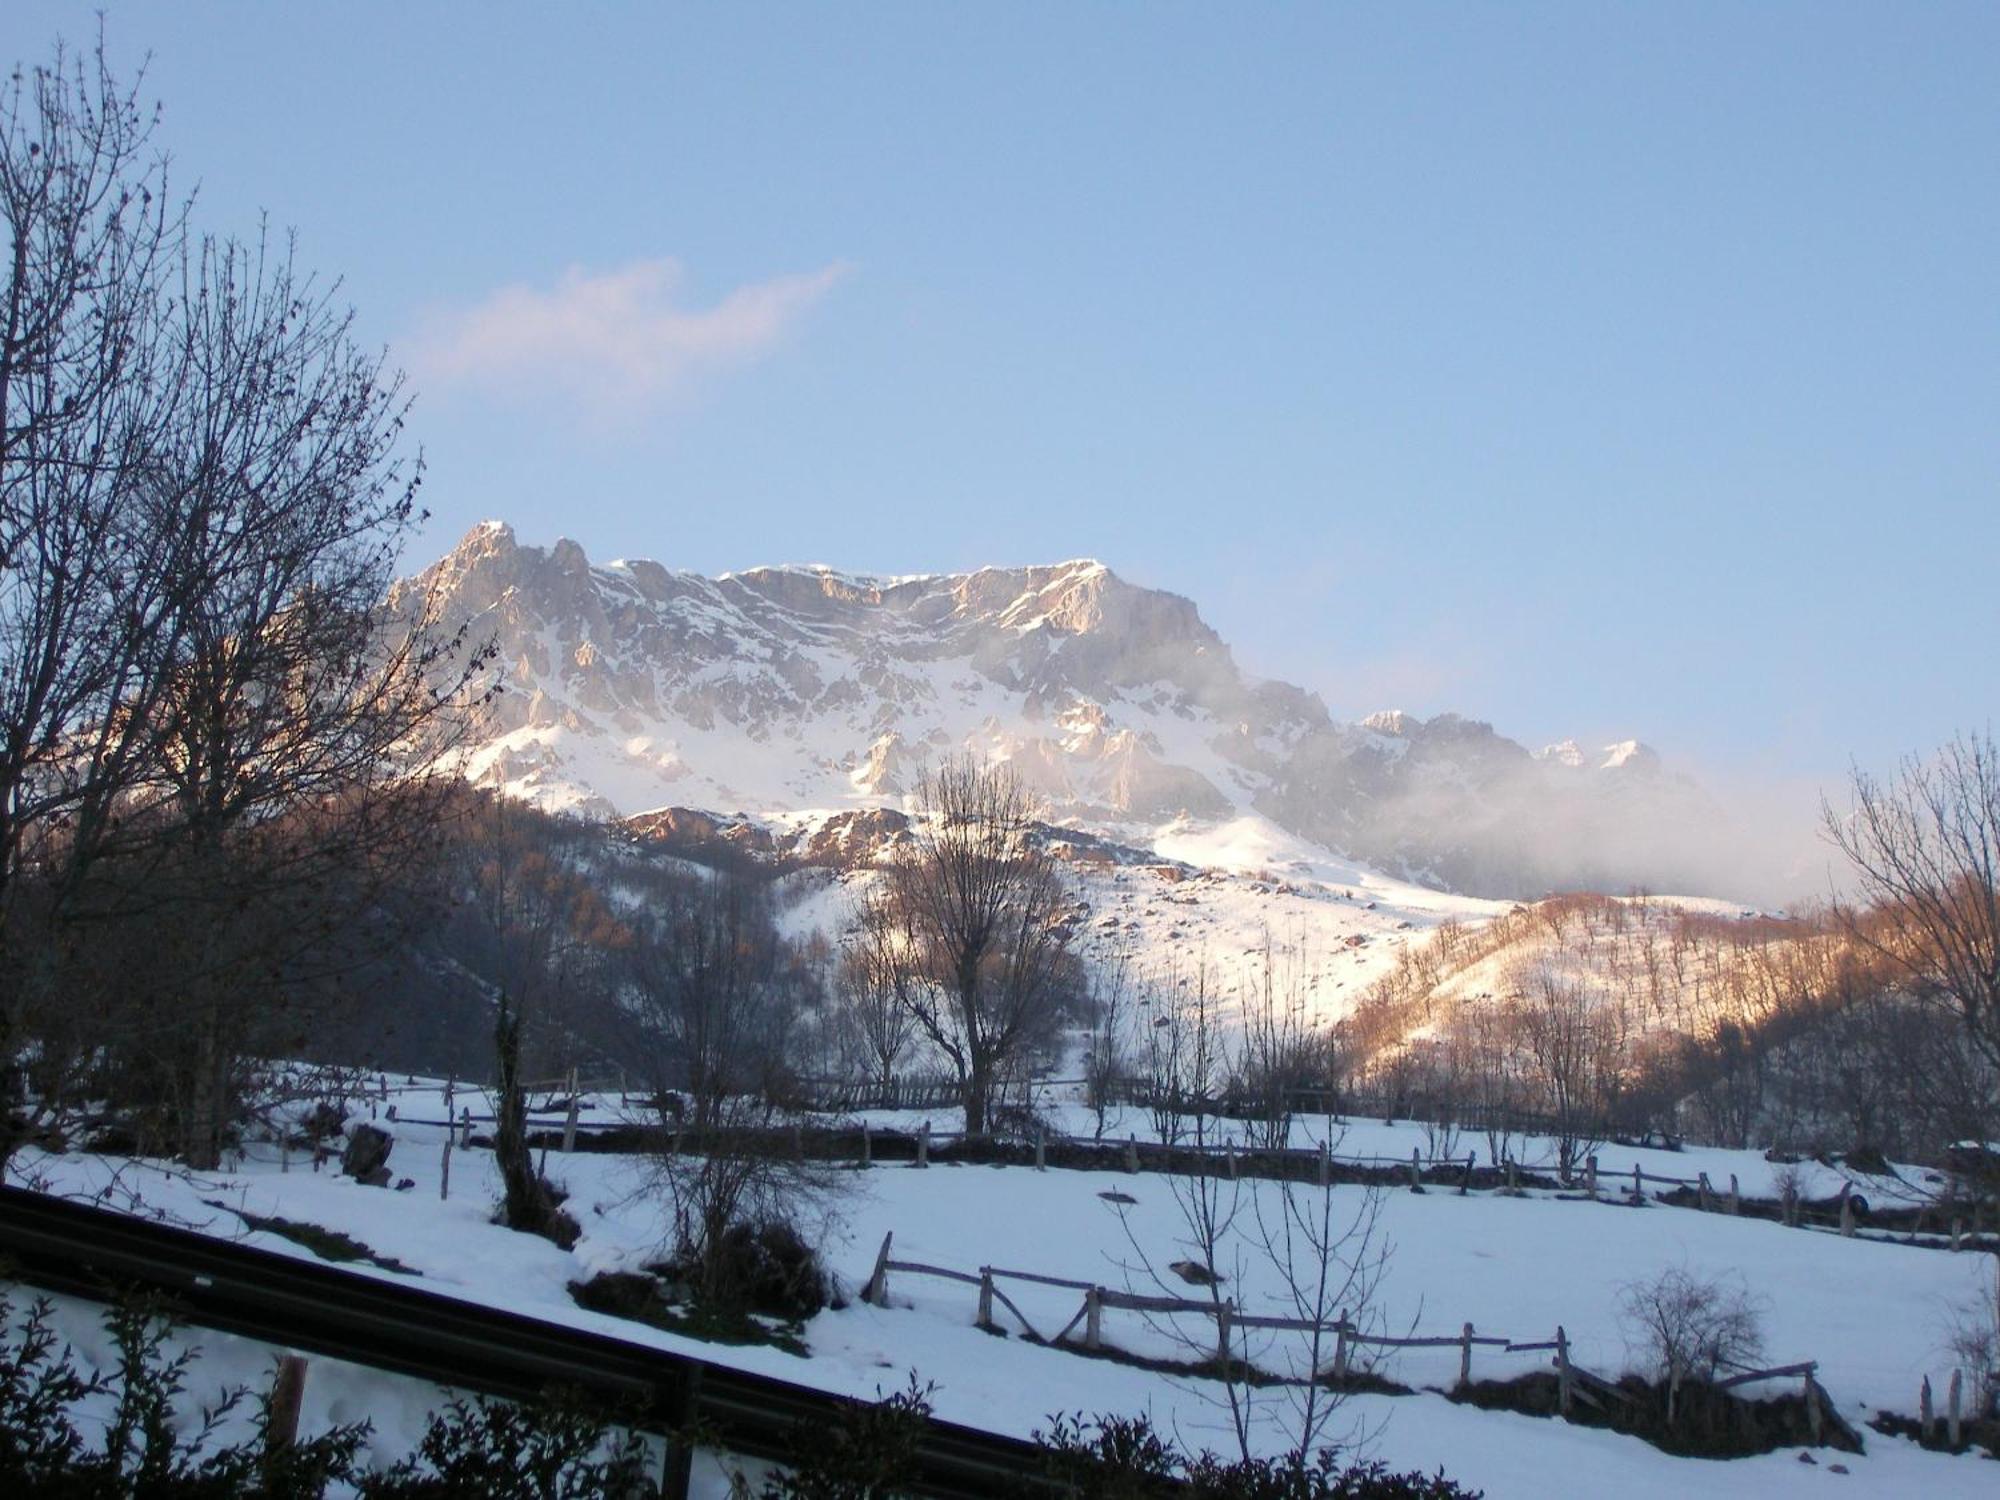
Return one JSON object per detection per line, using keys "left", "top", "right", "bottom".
{"left": 396, "top": 523, "right": 1727, "bottom": 898}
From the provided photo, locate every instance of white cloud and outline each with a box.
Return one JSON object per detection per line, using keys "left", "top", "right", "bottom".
{"left": 409, "top": 257, "right": 850, "bottom": 413}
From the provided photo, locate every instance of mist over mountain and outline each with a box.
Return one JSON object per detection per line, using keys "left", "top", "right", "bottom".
{"left": 399, "top": 523, "right": 1745, "bottom": 900}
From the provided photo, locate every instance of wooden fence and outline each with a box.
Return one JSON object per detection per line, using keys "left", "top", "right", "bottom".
{"left": 855, "top": 1230, "right": 1836, "bottom": 1439}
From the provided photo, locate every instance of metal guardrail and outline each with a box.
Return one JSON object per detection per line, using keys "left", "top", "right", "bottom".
{"left": 0, "top": 1186, "right": 1082, "bottom": 1499}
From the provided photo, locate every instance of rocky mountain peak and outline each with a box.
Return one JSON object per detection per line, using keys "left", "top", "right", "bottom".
{"left": 404, "top": 525, "right": 1730, "bottom": 899}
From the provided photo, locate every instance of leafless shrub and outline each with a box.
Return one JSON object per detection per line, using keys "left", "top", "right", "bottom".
{"left": 1619, "top": 1267, "right": 1766, "bottom": 1390}
{"left": 1946, "top": 1263, "right": 2000, "bottom": 1417}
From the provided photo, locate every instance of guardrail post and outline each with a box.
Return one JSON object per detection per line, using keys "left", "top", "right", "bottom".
{"left": 1085, "top": 1287, "right": 1102, "bottom": 1349}
{"left": 267, "top": 1354, "right": 308, "bottom": 1454}
{"left": 662, "top": 1366, "right": 700, "bottom": 1500}
{"left": 1948, "top": 1369, "right": 1963, "bottom": 1447}
{"left": 1459, "top": 1322, "right": 1474, "bottom": 1389}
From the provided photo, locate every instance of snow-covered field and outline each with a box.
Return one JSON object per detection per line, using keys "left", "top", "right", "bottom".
{"left": 9, "top": 1103, "right": 1995, "bottom": 1497}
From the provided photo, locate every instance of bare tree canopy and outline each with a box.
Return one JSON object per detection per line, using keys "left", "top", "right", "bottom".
{"left": 857, "top": 754, "right": 1076, "bottom": 1134}
{"left": 1824, "top": 729, "right": 2000, "bottom": 1072}
{"left": 0, "top": 34, "right": 476, "bottom": 1169}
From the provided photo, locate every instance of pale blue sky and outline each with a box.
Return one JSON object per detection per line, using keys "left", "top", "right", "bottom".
{"left": 15, "top": 3, "right": 1997, "bottom": 795}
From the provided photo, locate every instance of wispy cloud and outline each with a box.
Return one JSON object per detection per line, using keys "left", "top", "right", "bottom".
{"left": 409, "top": 257, "right": 850, "bottom": 415}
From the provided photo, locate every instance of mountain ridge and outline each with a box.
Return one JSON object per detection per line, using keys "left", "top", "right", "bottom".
{"left": 398, "top": 523, "right": 1728, "bottom": 899}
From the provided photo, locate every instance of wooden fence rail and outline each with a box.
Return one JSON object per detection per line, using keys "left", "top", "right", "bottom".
{"left": 856, "top": 1229, "right": 1826, "bottom": 1426}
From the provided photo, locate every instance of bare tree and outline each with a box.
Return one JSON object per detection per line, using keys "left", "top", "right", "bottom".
{"left": 1082, "top": 941, "right": 1137, "bottom": 1139}
{"left": 859, "top": 755, "right": 1076, "bottom": 1135}
{"left": 1825, "top": 730, "right": 2000, "bottom": 1072}
{"left": 1515, "top": 958, "right": 1621, "bottom": 1181}
{"left": 837, "top": 912, "right": 918, "bottom": 1103}
{"left": 0, "top": 37, "right": 477, "bottom": 1169}
{"left": 624, "top": 871, "right": 837, "bottom": 1309}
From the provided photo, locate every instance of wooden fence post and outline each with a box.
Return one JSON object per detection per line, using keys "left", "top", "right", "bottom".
{"left": 460, "top": 1107, "right": 472, "bottom": 1149}
{"left": 1805, "top": 1373, "right": 1824, "bottom": 1443}
{"left": 1408, "top": 1147, "right": 1422, "bottom": 1192}
{"left": 1227, "top": 1144, "right": 1238, "bottom": 1180}
{"left": 1333, "top": 1311, "right": 1350, "bottom": 1381}
{"left": 1505, "top": 1159, "right": 1519, "bottom": 1196}
{"left": 1461, "top": 1151, "right": 1473, "bottom": 1196}
{"left": 1216, "top": 1299, "right": 1234, "bottom": 1370}
{"left": 1035, "top": 1128, "right": 1046, "bottom": 1171}
{"left": 1697, "top": 1172, "right": 1711, "bottom": 1212}
{"left": 1632, "top": 1163, "right": 1644, "bottom": 1205}
{"left": 1727, "top": 1173, "right": 1740, "bottom": 1214}
{"left": 861, "top": 1123, "right": 872, "bottom": 1167}
{"left": 1085, "top": 1287, "right": 1103, "bottom": 1350}
{"left": 1124, "top": 1135, "right": 1139, "bottom": 1174}
{"left": 1319, "top": 1140, "right": 1331, "bottom": 1187}
{"left": 1840, "top": 1192, "right": 1855, "bottom": 1238}
{"left": 1783, "top": 1182, "right": 1799, "bottom": 1228}
{"left": 561, "top": 1087, "right": 579, "bottom": 1156}
{"left": 439, "top": 1135, "right": 452, "bottom": 1201}
{"left": 1459, "top": 1322, "right": 1474, "bottom": 1388}
{"left": 1586, "top": 1155, "right": 1598, "bottom": 1199}
{"left": 1951, "top": 1216, "right": 1963, "bottom": 1250}
{"left": 267, "top": 1355, "right": 309, "bottom": 1454}
{"left": 1555, "top": 1326, "right": 1573, "bottom": 1417}
{"left": 977, "top": 1269, "right": 994, "bottom": 1330}
{"left": 1948, "top": 1369, "right": 1963, "bottom": 1447}
{"left": 1921, "top": 1374, "right": 1935, "bottom": 1442}
{"left": 917, "top": 1122, "right": 930, "bottom": 1169}
{"left": 864, "top": 1232, "right": 893, "bottom": 1307}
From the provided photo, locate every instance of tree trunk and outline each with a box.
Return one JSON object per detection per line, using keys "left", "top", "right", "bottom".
{"left": 965, "top": 1055, "right": 990, "bottom": 1137}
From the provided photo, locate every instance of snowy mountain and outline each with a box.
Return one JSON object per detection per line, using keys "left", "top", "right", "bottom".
{"left": 398, "top": 523, "right": 1728, "bottom": 899}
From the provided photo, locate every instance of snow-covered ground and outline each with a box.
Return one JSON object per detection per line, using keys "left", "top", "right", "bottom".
{"left": 9, "top": 1106, "right": 1996, "bottom": 1497}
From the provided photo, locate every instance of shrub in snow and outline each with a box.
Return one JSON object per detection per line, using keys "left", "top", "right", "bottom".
{"left": 1617, "top": 1267, "right": 1765, "bottom": 1388}
{"left": 1032, "top": 1412, "right": 1482, "bottom": 1498}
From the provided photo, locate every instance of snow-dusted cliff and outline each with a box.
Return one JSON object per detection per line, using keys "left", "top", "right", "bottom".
{"left": 397, "top": 523, "right": 1726, "bottom": 898}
